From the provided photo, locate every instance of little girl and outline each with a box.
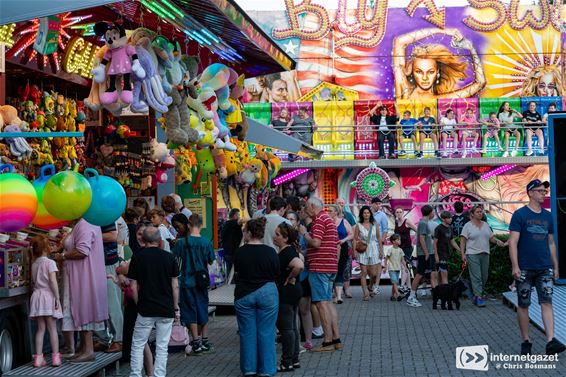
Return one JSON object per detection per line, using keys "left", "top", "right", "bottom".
{"left": 29, "top": 235, "right": 62, "bottom": 367}
{"left": 480, "top": 112, "right": 503, "bottom": 154}
{"left": 459, "top": 108, "right": 480, "bottom": 157}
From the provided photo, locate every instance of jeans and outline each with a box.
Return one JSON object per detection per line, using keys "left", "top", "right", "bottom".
{"left": 235, "top": 282, "right": 278, "bottom": 376}
{"left": 129, "top": 315, "right": 173, "bottom": 377}
{"left": 277, "top": 303, "right": 300, "bottom": 366}
{"left": 95, "top": 262, "right": 124, "bottom": 344}
{"left": 334, "top": 243, "right": 349, "bottom": 287}
{"left": 467, "top": 253, "right": 490, "bottom": 297}
{"left": 378, "top": 131, "right": 395, "bottom": 157}
{"left": 516, "top": 269, "right": 554, "bottom": 308}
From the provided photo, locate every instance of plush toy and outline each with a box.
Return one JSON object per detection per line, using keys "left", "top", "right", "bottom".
{"left": 128, "top": 27, "right": 158, "bottom": 68}
{"left": 211, "top": 147, "right": 227, "bottom": 179}
{"left": 152, "top": 36, "right": 173, "bottom": 94}
{"left": 92, "top": 22, "right": 146, "bottom": 105}
{"left": 65, "top": 99, "right": 77, "bottom": 132}
{"left": 174, "top": 146, "right": 194, "bottom": 185}
{"left": 29, "top": 84, "right": 42, "bottom": 106}
{"left": 195, "top": 147, "right": 215, "bottom": 174}
{"left": 0, "top": 105, "right": 27, "bottom": 130}
{"left": 2, "top": 125, "right": 33, "bottom": 160}
{"left": 55, "top": 94, "right": 66, "bottom": 117}
{"left": 130, "top": 45, "right": 172, "bottom": 114}
{"left": 149, "top": 139, "right": 169, "bottom": 163}
{"left": 199, "top": 64, "right": 236, "bottom": 151}
{"left": 226, "top": 72, "right": 249, "bottom": 141}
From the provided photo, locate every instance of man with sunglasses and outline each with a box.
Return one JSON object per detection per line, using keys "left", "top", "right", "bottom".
{"left": 509, "top": 179, "right": 565, "bottom": 356}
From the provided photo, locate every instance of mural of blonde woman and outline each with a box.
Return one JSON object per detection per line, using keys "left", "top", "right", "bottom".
{"left": 521, "top": 65, "right": 562, "bottom": 97}
{"left": 498, "top": 165, "right": 550, "bottom": 224}
{"left": 393, "top": 28, "right": 486, "bottom": 100}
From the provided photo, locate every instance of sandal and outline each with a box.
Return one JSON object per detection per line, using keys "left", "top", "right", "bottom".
{"left": 362, "top": 296, "right": 369, "bottom": 301}
{"left": 277, "top": 363, "right": 294, "bottom": 372}
{"left": 344, "top": 294, "right": 353, "bottom": 298}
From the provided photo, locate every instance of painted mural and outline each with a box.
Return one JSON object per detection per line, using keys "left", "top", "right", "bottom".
{"left": 244, "top": 0, "right": 565, "bottom": 101}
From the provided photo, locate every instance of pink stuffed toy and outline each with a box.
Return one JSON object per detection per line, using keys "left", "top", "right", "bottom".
{"left": 92, "top": 22, "right": 145, "bottom": 105}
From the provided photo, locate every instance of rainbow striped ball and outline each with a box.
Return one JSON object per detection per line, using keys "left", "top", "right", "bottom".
{"left": 0, "top": 173, "right": 38, "bottom": 232}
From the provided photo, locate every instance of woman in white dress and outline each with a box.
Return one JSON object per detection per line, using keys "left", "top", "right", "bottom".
{"left": 353, "top": 206, "right": 383, "bottom": 301}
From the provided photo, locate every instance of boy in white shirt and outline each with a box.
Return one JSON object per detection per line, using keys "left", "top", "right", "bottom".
{"left": 439, "top": 109, "right": 459, "bottom": 157}
{"left": 148, "top": 208, "right": 174, "bottom": 252}
{"left": 384, "top": 234, "right": 407, "bottom": 301}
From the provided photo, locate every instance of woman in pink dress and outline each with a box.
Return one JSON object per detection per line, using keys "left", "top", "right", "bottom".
{"left": 53, "top": 218, "right": 108, "bottom": 363}
{"left": 29, "top": 235, "right": 62, "bottom": 368}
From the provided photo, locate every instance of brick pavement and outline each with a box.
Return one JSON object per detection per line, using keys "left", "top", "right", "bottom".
{"left": 111, "top": 286, "right": 565, "bottom": 377}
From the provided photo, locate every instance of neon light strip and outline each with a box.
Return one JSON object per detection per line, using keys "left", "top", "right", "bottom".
{"left": 160, "top": 0, "right": 185, "bottom": 18}
{"left": 273, "top": 169, "right": 309, "bottom": 186}
{"left": 480, "top": 164, "right": 517, "bottom": 180}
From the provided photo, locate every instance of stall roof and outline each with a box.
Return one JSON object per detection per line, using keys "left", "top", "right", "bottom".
{"left": 0, "top": 0, "right": 121, "bottom": 25}
{"left": 1, "top": 0, "right": 295, "bottom": 77}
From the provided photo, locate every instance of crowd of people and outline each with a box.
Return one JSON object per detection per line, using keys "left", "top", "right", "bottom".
{"left": 25, "top": 178, "right": 565, "bottom": 376}
{"left": 367, "top": 101, "right": 556, "bottom": 159}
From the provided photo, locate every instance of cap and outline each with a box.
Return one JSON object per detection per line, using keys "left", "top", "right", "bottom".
{"left": 526, "top": 179, "right": 549, "bottom": 192}
{"left": 371, "top": 197, "right": 382, "bottom": 204}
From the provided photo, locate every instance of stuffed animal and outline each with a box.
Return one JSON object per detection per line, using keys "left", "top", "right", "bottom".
{"left": 92, "top": 22, "right": 146, "bottom": 105}
{"left": 226, "top": 72, "right": 249, "bottom": 141}
{"left": 195, "top": 147, "right": 215, "bottom": 174}
{"left": 174, "top": 146, "right": 194, "bottom": 185}
{"left": 149, "top": 139, "right": 169, "bottom": 163}
{"left": 130, "top": 45, "right": 172, "bottom": 114}
{"left": 0, "top": 105, "right": 27, "bottom": 130}
{"left": 152, "top": 36, "right": 173, "bottom": 94}
{"left": 211, "top": 147, "right": 227, "bottom": 179}
{"left": 65, "top": 99, "right": 77, "bottom": 132}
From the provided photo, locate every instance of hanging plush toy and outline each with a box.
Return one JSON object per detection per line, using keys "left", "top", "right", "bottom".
{"left": 92, "top": 22, "right": 146, "bottom": 105}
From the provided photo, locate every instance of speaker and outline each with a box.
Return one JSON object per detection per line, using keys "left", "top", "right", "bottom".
{"left": 548, "top": 113, "right": 566, "bottom": 281}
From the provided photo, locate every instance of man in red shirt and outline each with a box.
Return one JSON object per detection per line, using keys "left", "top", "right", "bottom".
{"left": 299, "top": 197, "right": 342, "bottom": 352}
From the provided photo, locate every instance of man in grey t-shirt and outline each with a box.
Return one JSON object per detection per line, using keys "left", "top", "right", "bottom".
{"left": 408, "top": 205, "right": 436, "bottom": 308}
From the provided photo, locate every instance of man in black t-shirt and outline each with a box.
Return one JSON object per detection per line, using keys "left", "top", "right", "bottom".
{"left": 221, "top": 208, "right": 244, "bottom": 277}
{"left": 369, "top": 103, "right": 399, "bottom": 159}
{"left": 128, "top": 227, "right": 180, "bottom": 377}
{"left": 522, "top": 101, "right": 545, "bottom": 156}
{"left": 434, "top": 211, "right": 462, "bottom": 284}
{"left": 451, "top": 201, "right": 469, "bottom": 237}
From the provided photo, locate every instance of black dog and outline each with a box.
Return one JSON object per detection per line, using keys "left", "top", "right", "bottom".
{"left": 432, "top": 280, "right": 466, "bottom": 310}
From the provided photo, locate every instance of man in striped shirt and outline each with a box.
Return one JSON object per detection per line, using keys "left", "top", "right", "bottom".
{"left": 299, "top": 197, "right": 342, "bottom": 352}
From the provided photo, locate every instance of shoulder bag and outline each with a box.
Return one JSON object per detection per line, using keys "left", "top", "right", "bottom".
{"left": 355, "top": 224, "right": 373, "bottom": 253}
{"left": 185, "top": 237, "right": 210, "bottom": 290}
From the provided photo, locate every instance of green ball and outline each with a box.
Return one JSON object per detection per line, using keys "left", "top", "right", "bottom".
{"left": 43, "top": 171, "right": 92, "bottom": 220}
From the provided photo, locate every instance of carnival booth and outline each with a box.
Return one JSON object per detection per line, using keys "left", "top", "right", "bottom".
{"left": 0, "top": 0, "right": 300, "bottom": 372}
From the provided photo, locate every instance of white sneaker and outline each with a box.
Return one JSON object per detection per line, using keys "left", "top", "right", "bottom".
{"left": 407, "top": 296, "right": 422, "bottom": 307}
{"left": 442, "top": 151, "right": 448, "bottom": 157}
{"left": 373, "top": 287, "right": 381, "bottom": 295}
{"left": 526, "top": 150, "right": 533, "bottom": 156}
{"left": 511, "top": 150, "right": 518, "bottom": 157}
{"left": 502, "top": 151, "right": 509, "bottom": 157}
{"left": 462, "top": 150, "right": 467, "bottom": 158}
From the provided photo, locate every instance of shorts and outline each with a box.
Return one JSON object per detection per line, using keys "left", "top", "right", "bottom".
{"left": 402, "top": 130, "right": 415, "bottom": 138}
{"left": 309, "top": 272, "right": 336, "bottom": 302}
{"left": 420, "top": 130, "right": 433, "bottom": 138}
{"left": 388, "top": 270, "right": 400, "bottom": 285}
{"left": 505, "top": 127, "right": 520, "bottom": 134}
{"left": 437, "top": 259, "right": 448, "bottom": 272}
{"left": 416, "top": 255, "right": 436, "bottom": 276}
{"left": 441, "top": 128, "right": 454, "bottom": 135}
{"left": 300, "top": 277, "right": 311, "bottom": 298}
{"left": 525, "top": 127, "right": 541, "bottom": 133}
{"left": 180, "top": 287, "right": 210, "bottom": 325}
{"left": 516, "top": 269, "right": 554, "bottom": 308}
{"left": 486, "top": 129, "right": 498, "bottom": 138}
{"left": 401, "top": 246, "right": 413, "bottom": 262}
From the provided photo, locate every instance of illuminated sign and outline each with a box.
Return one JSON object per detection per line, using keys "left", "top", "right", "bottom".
{"left": 62, "top": 36, "right": 100, "bottom": 79}
{"left": 0, "top": 24, "right": 16, "bottom": 48}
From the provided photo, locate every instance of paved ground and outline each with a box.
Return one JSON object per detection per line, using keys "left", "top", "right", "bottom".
{"left": 111, "top": 286, "right": 565, "bottom": 377}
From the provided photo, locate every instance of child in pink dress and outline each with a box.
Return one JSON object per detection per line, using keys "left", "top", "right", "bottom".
{"left": 29, "top": 235, "right": 62, "bottom": 368}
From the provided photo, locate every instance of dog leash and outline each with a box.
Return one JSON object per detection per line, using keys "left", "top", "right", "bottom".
{"left": 456, "top": 262, "right": 467, "bottom": 280}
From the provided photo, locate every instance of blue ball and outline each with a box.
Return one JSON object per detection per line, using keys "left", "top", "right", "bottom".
{"left": 83, "top": 169, "right": 126, "bottom": 227}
